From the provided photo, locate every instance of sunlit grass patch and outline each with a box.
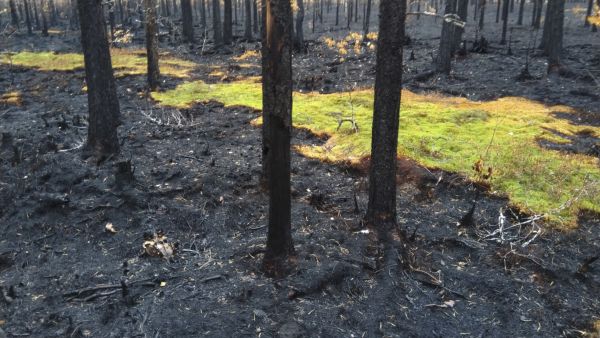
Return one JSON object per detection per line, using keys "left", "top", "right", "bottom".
{"left": 0, "top": 49, "right": 197, "bottom": 78}
{"left": 233, "top": 50, "right": 260, "bottom": 61}
{"left": 0, "top": 91, "right": 22, "bottom": 106}
{"left": 153, "top": 79, "right": 600, "bottom": 227}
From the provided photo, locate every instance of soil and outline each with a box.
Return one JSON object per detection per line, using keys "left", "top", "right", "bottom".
{"left": 1, "top": 6, "right": 600, "bottom": 338}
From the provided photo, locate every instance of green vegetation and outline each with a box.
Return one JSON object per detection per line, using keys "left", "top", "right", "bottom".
{"left": 0, "top": 49, "right": 196, "bottom": 78}
{"left": 152, "top": 79, "right": 600, "bottom": 227}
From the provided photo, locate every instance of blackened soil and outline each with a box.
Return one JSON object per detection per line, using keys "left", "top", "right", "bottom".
{"left": 1, "top": 33, "right": 600, "bottom": 338}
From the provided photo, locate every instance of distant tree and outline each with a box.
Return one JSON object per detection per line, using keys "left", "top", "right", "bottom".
{"left": 40, "top": 0, "right": 48, "bottom": 36}
{"left": 436, "top": 0, "right": 457, "bottom": 73}
{"left": 295, "top": 0, "right": 305, "bottom": 50}
{"left": 253, "top": 0, "right": 259, "bottom": 33}
{"left": 453, "top": 0, "right": 468, "bottom": 51}
{"left": 200, "top": 0, "right": 206, "bottom": 31}
{"left": 212, "top": 0, "right": 223, "bottom": 45}
{"left": 33, "top": 0, "right": 40, "bottom": 30}
{"left": 517, "top": 0, "right": 525, "bottom": 25}
{"left": 182, "top": 0, "right": 195, "bottom": 42}
{"left": 478, "top": 0, "right": 486, "bottom": 29}
{"left": 223, "top": 0, "right": 233, "bottom": 44}
{"left": 9, "top": 0, "right": 19, "bottom": 28}
{"left": 48, "top": 0, "right": 56, "bottom": 25}
{"left": 69, "top": 0, "right": 79, "bottom": 30}
{"left": 24, "top": 0, "right": 33, "bottom": 35}
{"left": 366, "top": 0, "right": 406, "bottom": 250}
{"left": 335, "top": 0, "right": 339, "bottom": 25}
{"left": 347, "top": 0, "right": 353, "bottom": 29}
{"left": 261, "top": 0, "right": 295, "bottom": 277}
{"left": 363, "top": 0, "right": 371, "bottom": 37}
{"left": 145, "top": 0, "right": 160, "bottom": 90}
{"left": 77, "top": 0, "right": 121, "bottom": 157}
{"left": 533, "top": 0, "right": 543, "bottom": 28}
{"left": 544, "top": 0, "right": 565, "bottom": 72}
{"left": 500, "top": 0, "right": 509, "bottom": 44}
{"left": 496, "top": 0, "right": 500, "bottom": 22}
{"left": 244, "top": 0, "right": 252, "bottom": 38}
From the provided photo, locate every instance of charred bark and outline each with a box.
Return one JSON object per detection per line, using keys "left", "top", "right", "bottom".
{"left": 223, "top": 0, "right": 233, "bottom": 44}
{"left": 145, "top": 0, "right": 160, "bottom": 90}
{"left": 295, "top": 0, "right": 305, "bottom": 50}
{"left": 181, "top": 0, "right": 195, "bottom": 42}
{"left": 212, "top": 0, "right": 223, "bottom": 46}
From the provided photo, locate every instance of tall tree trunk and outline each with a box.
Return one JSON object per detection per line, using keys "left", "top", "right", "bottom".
{"left": 181, "top": 0, "right": 195, "bottom": 42}
{"left": 145, "top": 0, "right": 160, "bottom": 90}
{"left": 354, "top": 0, "right": 358, "bottom": 21}
{"left": 261, "top": 0, "right": 295, "bottom": 277}
{"left": 24, "top": 0, "right": 33, "bottom": 35}
{"left": 335, "top": 0, "right": 339, "bottom": 25}
{"left": 244, "top": 0, "right": 252, "bottom": 38}
{"left": 9, "top": 0, "right": 19, "bottom": 28}
{"left": 48, "top": 0, "right": 57, "bottom": 25}
{"left": 109, "top": 5, "right": 116, "bottom": 42}
{"left": 41, "top": 0, "right": 48, "bottom": 36}
{"left": 517, "top": 0, "right": 524, "bottom": 24}
{"left": 500, "top": 0, "right": 509, "bottom": 44}
{"left": 69, "top": 0, "right": 79, "bottom": 30}
{"left": 478, "top": 0, "right": 485, "bottom": 29}
{"left": 223, "top": 0, "right": 233, "bottom": 43}
{"left": 200, "top": 0, "right": 206, "bottom": 29}
{"left": 453, "top": 0, "right": 468, "bottom": 51}
{"left": 253, "top": 0, "right": 259, "bottom": 33}
{"left": 212, "top": 0, "right": 223, "bottom": 45}
{"left": 534, "top": 0, "right": 543, "bottom": 28}
{"left": 495, "top": 0, "right": 500, "bottom": 22}
{"left": 347, "top": 0, "right": 352, "bottom": 28}
{"left": 77, "top": 0, "right": 121, "bottom": 157}
{"left": 436, "top": 0, "right": 457, "bottom": 73}
{"left": 546, "top": 0, "right": 564, "bottom": 72}
{"left": 33, "top": 0, "right": 41, "bottom": 30}
{"left": 295, "top": 0, "right": 304, "bottom": 49}
{"left": 366, "top": 0, "right": 406, "bottom": 241}
{"left": 363, "top": 0, "right": 371, "bottom": 36}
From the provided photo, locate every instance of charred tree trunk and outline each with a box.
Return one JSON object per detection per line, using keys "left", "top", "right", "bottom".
{"left": 363, "top": 0, "right": 371, "bottom": 36}
{"left": 41, "top": 0, "right": 48, "bottom": 36}
{"left": 181, "top": 0, "right": 195, "bottom": 42}
{"left": 366, "top": 0, "right": 406, "bottom": 241}
{"left": 9, "top": 0, "right": 19, "bottom": 28}
{"left": 48, "top": 0, "right": 57, "bottom": 25}
{"left": 70, "top": 0, "right": 79, "bottom": 30}
{"left": 546, "top": 0, "right": 564, "bottom": 72}
{"left": 200, "top": 0, "right": 206, "bottom": 30}
{"left": 453, "top": 0, "right": 468, "bottom": 51}
{"left": 212, "top": 0, "right": 223, "bottom": 45}
{"left": 145, "top": 0, "right": 160, "bottom": 90}
{"left": 261, "top": 0, "right": 295, "bottom": 277}
{"left": 347, "top": 0, "right": 352, "bottom": 29}
{"left": 253, "top": 0, "right": 259, "bottom": 33}
{"left": 33, "top": 0, "right": 41, "bottom": 30}
{"left": 223, "top": 0, "right": 233, "bottom": 44}
{"left": 24, "top": 0, "right": 33, "bottom": 35}
{"left": 436, "top": 0, "right": 457, "bottom": 73}
{"left": 534, "top": 0, "right": 543, "bottom": 28}
{"left": 478, "top": 0, "right": 485, "bottom": 29}
{"left": 244, "top": 0, "right": 252, "bottom": 38}
{"left": 295, "top": 0, "right": 304, "bottom": 50}
{"left": 517, "top": 0, "right": 524, "bottom": 24}
{"left": 500, "top": 0, "right": 509, "bottom": 44}
{"left": 77, "top": 0, "right": 121, "bottom": 157}
{"left": 335, "top": 0, "right": 339, "bottom": 25}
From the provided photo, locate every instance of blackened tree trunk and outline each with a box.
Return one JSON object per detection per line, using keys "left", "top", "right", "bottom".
{"left": 223, "top": 0, "right": 233, "bottom": 44}
{"left": 546, "top": 0, "right": 564, "bottom": 72}
{"left": 353, "top": 0, "right": 357, "bottom": 21}
{"left": 366, "top": 0, "right": 406, "bottom": 240}
{"left": 33, "top": 0, "right": 41, "bottom": 30}
{"left": 77, "top": 0, "right": 121, "bottom": 157}
{"left": 261, "top": 0, "right": 295, "bottom": 277}
{"left": 453, "top": 0, "right": 468, "bottom": 52}
{"left": 212, "top": 0, "right": 223, "bottom": 45}
{"left": 244, "top": 0, "right": 252, "bottom": 38}
{"left": 335, "top": 0, "right": 339, "bottom": 25}
{"left": 200, "top": 0, "right": 206, "bottom": 30}
{"left": 478, "top": 0, "right": 485, "bottom": 29}
{"left": 69, "top": 0, "right": 79, "bottom": 30}
{"left": 496, "top": 0, "right": 500, "bottom": 22}
{"left": 436, "top": 0, "right": 457, "bottom": 73}
{"left": 295, "top": 0, "right": 304, "bottom": 49}
{"left": 585, "top": 0, "right": 593, "bottom": 27}
{"left": 48, "top": 0, "right": 57, "bottom": 25}
{"left": 109, "top": 5, "right": 116, "bottom": 41}
{"left": 517, "top": 0, "right": 524, "bottom": 24}
{"left": 24, "top": 0, "right": 33, "bottom": 35}
{"left": 253, "top": 0, "right": 259, "bottom": 33}
{"left": 363, "top": 0, "right": 371, "bottom": 37}
{"left": 41, "top": 0, "right": 48, "bottom": 36}
{"left": 534, "top": 0, "right": 543, "bottom": 28}
{"left": 181, "top": 0, "right": 195, "bottom": 42}
{"left": 145, "top": 0, "right": 160, "bottom": 90}
{"left": 9, "top": 0, "right": 19, "bottom": 28}
{"left": 500, "top": 0, "right": 509, "bottom": 44}
{"left": 347, "top": 0, "right": 352, "bottom": 28}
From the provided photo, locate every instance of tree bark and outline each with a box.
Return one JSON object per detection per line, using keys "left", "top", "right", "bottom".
{"left": 366, "top": 0, "right": 406, "bottom": 234}
{"left": 453, "top": 0, "right": 468, "bottom": 52}
{"left": 500, "top": 0, "right": 509, "bottom": 44}
{"left": 347, "top": 0, "right": 352, "bottom": 29}
{"left": 145, "top": 0, "right": 160, "bottom": 90}
{"left": 363, "top": 0, "right": 371, "bottom": 36}
{"left": 212, "top": 0, "right": 223, "bottom": 46}
{"left": 41, "top": 0, "right": 48, "bottom": 36}
{"left": 181, "top": 0, "right": 195, "bottom": 42}
{"left": 517, "top": 0, "right": 525, "bottom": 25}
{"left": 534, "top": 0, "right": 543, "bottom": 28}
{"left": 436, "top": 0, "right": 456, "bottom": 73}
{"left": 335, "top": 0, "right": 339, "bottom": 25}
{"left": 495, "top": 0, "right": 500, "bottom": 22}
{"left": 200, "top": 0, "right": 206, "bottom": 30}
{"left": 295, "top": 0, "right": 304, "bottom": 49}
{"left": 244, "top": 0, "right": 252, "bottom": 38}
{"left": 223, "top": 0, "right": 233, "bottom": 44}
{"left": 33, "top": 0, "right": 41, "bottom": 30}
{"left": 9, "top": 0, "right": 19, "bottom": 28}
{"left": 478, "top": 0, "right": 485, "bottom": 29}
{"left": 253, "top": 0, "right": 259, "bottom": 33}
{"left": 77, "top": 0, "right": 121, "bottom": 157}
{"left": 546, "top": 0, "right": 564, "bottom": 72}
{"left": 261, "top": 0, "right": 295, "bottom": 277}
{"left": 24, "top": 0, "right": 33, "bottom": 35}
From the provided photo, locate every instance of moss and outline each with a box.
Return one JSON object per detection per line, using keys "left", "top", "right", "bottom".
{"left": 0, "top": 49, "right": 196, "bottom": 78}
{"left": 152, "top": 79, "right": 600, "bottom": 227}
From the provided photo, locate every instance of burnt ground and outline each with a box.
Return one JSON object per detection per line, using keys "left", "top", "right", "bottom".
{"left": 1, "top": 11, "right": 600, "bottom": 337}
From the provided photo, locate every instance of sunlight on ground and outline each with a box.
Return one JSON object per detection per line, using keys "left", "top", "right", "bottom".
{"left": 0, "top": 91, "right": 22, "bottom": 106}
{"left": 0, "top": 49, "right": 196, "bottom": 78}
{"left": 152, "top": 80, "right": 600, "bottom": 227}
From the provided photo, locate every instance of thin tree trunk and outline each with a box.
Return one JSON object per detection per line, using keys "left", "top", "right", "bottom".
{"left": 500, "top": 0, "right": 509, "bottom": 43}
{"left": 41, "top": 0, "right": 48, "bottom": 36}
{"left": 145, "top": 0, "right": 160, "bottom": 90}
{"left": 223, "top": 0, "right": 233, "bottom": 43}
{"left": 77, "top": 0, "right": 121, "bottom": 157}
{"left": 478, "top": 0, "right": 485, "bottom": 29}
{"left": 347, "top": 0, "right": 352, "bottom": 29}
{"left": 181, "top": 0, "right": 195, "bottom": 42}
{"left": 517, "top": 0, "right": 524, "bottom": 24}
{"left": 295, "top": 0, "right": 304, "bottom": 49}
{"left": 335, "top": 0, "right": 339, "bottom": 25}
{"left": 363, "top": 0, "right": 371, "bottom": 36}
{"left": 534, "top": 0, "right": 543, "bottom": 28}
{"left": 496, "top": 0, "right": 501, "bottom": 22}
{"left": 212, "top": 0, "right": 223, "bottom": 45}
{"left": 261, "top": 0, "right": 295, "bottom": 277}
{"left": 244, "top": 0, "right": 252, "bottom": 38}
{"left": 453, "top": 0, "right": 468, "bottom": 51}
{"left": 366, "top": 0, "right": 407, "bottom": 238}
{"left": 546, "top": 0, "right": 564, "bottom": 72}
{"left": 436, "top": 0, "right": 456, "bottom": 73}
{"left": 253, "top": 0, "right": 259, "bottom": 33}
{"left": 24, "top": 0, "right": 33, "bottom": 35}
{"left": 9, "top": 0, "right": 19, "bottom": 28}
{"left": 200, "top": 0, "right": 206, "bottom": 29}
{"left": 33, "top": 0, "right": 40, "bottom": 30}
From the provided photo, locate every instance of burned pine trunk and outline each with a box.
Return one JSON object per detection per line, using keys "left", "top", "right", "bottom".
{"left": 41, "top": 0, "right": 48, "bottom": 36}
{"left": 363, "top": 0, "right": 371, "bottom": 37}
{"left": 223, "top": 0, "right": 233, "bottom": 44}
{"left": 181, "top": 0, "right": 195, "bottom": 42}
{"left": 500, "top": 0, "right": 509, "bottom": 44}
{"left": 145, "top": 0, "right": 160, "bottom": 90}
{"left": 212, "top": 0, "right": 223, "bottom": 46}
{"left": 366, "top": 0, "right": 406, "bottom": 246}
{"left": 436, "top": 0, "right": 457, "bottom": 74}
{"left": 244, "top": 0, "right": 252, "bottom": 39}
{"left": 9, "top": 0, "right": 19, "bottom": 28}
{"left": 253, "top": 0, "right": 259, "bottom": 33}
{"left": 478, "top": 0, "right": 485, "bottom": 29}
{"left": 517, "top": 0, "right": 525, "bottom": 25}
{"left": 33, "top": 0, "right": 41, "bottom": 30}
{"left": 77, "top": 0, "right": 121, "bottom": 158}
{"left": 452, "top": 0, "right": 467, "bottom": 52}
{"left": 545, "top": 0, "right": 564, "bottom": 72}
{"left": 261, "top": 0, "right": 295, "bottom": 277}
{"left": 294, "top": 0, "right": 305, "bottom": 50}
{"left": 24, "top": 0, "right": 33, "bottom": 35}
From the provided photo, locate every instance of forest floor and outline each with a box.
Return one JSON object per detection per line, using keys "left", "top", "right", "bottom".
{"left": 1, "top": 7, "right": 600, "bottom": 338}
